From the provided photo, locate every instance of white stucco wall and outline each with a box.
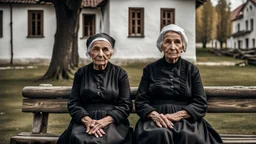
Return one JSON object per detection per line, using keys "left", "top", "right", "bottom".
{"left": 108, "top": 0, "right": 196, "bottom": 62}
{"left": 0, "top": 4, "right": 56, "bottom": 62}
{"left": 0, "top": 5, "right": 10, "bottom": 59}
{"left": 78, "top": 8, "right": 102, "bottom": 59}
{"left": 1, "top": 0, "right": 197, "bottom": 64}
{"left": 229, "top": 1, "right": 256, "bottom": 49}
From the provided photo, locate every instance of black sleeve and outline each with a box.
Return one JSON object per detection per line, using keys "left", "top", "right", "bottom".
{"left": 106, "top": 70, "right": 132, "bottom": 123}
{"left": 183, "top": 67, "right": 208, "bottom": 121}
{"left": 68, "top": 70, "right": 89, "bottom": 124}
{"left": 135, "top": 66, "right": 156, "bottom": 119}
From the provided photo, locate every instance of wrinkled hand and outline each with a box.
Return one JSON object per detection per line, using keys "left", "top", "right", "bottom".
{"left": 81, "top": 116, "right": 93, "bottom": 133}
{"left": 165, "top": 110, "right": 190, "bottom": 122}
{"left": 81, "top": 116, "right": 106, "bottom": 138}
{"left": 147, "top": 111, "right": 173, "bottom": 129}
{"left": 88, "top": 116, "right": 114, "bottom": 137}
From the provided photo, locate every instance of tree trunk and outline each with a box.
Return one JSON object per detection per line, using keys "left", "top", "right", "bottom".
{"left": 41, "top": 0, "right": 82, "bottom": 80}
{"left": 71, "top": 8, "right": 81, "bottom": 68}
{"left": 202, "top": 36, "right": 207, "bottom": 48}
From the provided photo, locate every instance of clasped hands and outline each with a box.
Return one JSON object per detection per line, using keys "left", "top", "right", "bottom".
{"left": 81, "top": 116, "right": 114, "bottom": 138}
{"left": 147, "top": 110, "right": 189, "bottom": 128}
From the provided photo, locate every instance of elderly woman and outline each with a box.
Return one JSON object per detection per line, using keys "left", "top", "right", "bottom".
{"left": 57, "top": 33, "right": 133, "bottom": 144}
{"left": 134, "top": 24, "right": 223, "bottom": 144}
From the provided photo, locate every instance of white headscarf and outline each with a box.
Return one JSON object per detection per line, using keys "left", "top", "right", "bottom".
{"left": 156, "top": 24, "right": 188, "bottom": 52}
{"left": 86, "top": 37, "right": 113, "bottom": 57}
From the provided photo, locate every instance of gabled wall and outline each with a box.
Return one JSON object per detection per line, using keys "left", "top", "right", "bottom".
{"left": 228, "top": 1, "right": 256, "bottom": 49}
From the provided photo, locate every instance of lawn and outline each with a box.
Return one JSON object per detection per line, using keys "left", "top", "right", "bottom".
{"left": 0, "top": 48, "right": 256, "bottom": 144}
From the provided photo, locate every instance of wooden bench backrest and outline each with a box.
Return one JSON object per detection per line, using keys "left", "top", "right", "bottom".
{"left": 22, "top": 85, "right": 256, "bottom": 113}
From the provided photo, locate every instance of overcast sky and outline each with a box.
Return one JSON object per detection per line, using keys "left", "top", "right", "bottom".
{"left": 211, "top": 0, "right": 245, "bottom": 11}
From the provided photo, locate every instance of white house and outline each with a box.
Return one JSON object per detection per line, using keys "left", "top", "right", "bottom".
{"left": 0, "top": 0, "right": 205, "bottom": 65}
{"left": 227, "top": 0, "right": 256, "bottom": 49}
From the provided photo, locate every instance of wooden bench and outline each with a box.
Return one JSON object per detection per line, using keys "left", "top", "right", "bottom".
{"left": 10, "top": 84, "right": 256, "bottom": 144}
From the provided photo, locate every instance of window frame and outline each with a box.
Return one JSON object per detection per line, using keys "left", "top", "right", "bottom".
{"left": 160, "top": 8, "right": 175, "bottom": 30}
{"left": 0, "top": 11, "right": 3, "bottom": 38}
{"left": 128, "top": 7, "right": 144, "bottom": 37}
{"left": 27, "top": 10, "right": 44, "bottom": 38}
{"left": 82, "top": 13, "right": 96, "bottom": 38}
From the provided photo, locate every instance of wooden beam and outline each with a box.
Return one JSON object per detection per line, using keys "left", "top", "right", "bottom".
{"left": 32, "top": 112, "right": 49, "bottom": 134}
{"left": 22, "top": 86, "right": 256, "bottom": 99}
{"left": 22, "top": 86, "right": 71, "bottom": 98}
{"left": 22, "top": 98, "right": 256, "bottom": 113}
{"left": 23, "top": 99, "right": 68, "bottom": 113}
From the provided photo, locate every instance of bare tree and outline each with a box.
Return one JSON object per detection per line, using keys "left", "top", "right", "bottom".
{"left": 216, "top": 0, "right": 231, "bottom": 49}
{"left": 201, "top": 1, "right": 214, "bottom": 48}
{"left": 41, "top": 0, "right": 82, "bottom": 80}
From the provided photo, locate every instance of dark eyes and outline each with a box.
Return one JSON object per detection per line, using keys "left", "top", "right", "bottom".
{"left": 91, "top": 47, "right": 110, "bottom": 52}
{"left": 174, "top": 40, "right": 181, "bottom": 44}
{"left": 164, "top": 39, "right": 181, "bottom": 44}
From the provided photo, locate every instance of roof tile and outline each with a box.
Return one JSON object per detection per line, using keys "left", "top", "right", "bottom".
{"left": 83, "top": 0, "right": 103, "bottom": 7}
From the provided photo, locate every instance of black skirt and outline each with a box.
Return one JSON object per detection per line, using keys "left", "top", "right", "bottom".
{"left": 57, "top": 104, "right": 133, "bottom": 144}
{"left": 134, "top": 102, "right": 223, "bottom": 144}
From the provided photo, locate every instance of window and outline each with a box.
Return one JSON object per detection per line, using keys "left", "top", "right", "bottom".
{"left": 237, "top": 23, "right": 240, "bottom": 32}
{"left": 0, "top": 11, "right": 2, "bottom": 38}
{"left": 28, "top": 10, "right": 44, "bottom": 37}
{"left": 246, "top": 20, "right": 248, "bottom": 30}
{"left": 238, "top": 40, "right": 242, "bottom": 49}
{"left": 129, "top": 8, "right": 144, "bottom": 37}
{"left": 83, "top": 14, "right": 95, "bottom": 37}
{"left": 160, "top": 8, "right": 175, "bottom": 30}
{"left": 253, "top": 39, "right": 255, "bottom": 48}
{"left": 251, "top": 19, "right": 254, "bottom": 31}
{"left": 245, "top": 38, "right": 249, "bottom": 49}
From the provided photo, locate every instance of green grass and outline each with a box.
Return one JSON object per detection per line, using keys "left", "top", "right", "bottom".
{"left": 196, "top": 48, "right": 244, "bottom": 62}
{"left": 0, "top": 48, "right": 256, "bottom": 143}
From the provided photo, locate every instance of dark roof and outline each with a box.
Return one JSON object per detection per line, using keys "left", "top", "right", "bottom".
{"left": 231, "top": 0, "right": 256, "bottom": 21}
{"left": 0, "top": 0, "right": 104, "bottom": 7}
{"left": 83, "top": 0, "right": 103, "bottom": 7}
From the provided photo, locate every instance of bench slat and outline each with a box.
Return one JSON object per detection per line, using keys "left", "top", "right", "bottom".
{"left": 22, "top": 86, "right": 256, "bottom": 99}
{"left": 22, "top": 99, "right": 68, "bottom": 113}
{"left": 22, "top": 86, "right": 71, "bottom": 98}
{"left": 22, "top": 98, "right": 256, "bottom": 113}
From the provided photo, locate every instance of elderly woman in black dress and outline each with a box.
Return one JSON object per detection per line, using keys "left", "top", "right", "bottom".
{"left": 57, "top": 33, "right": 133, "bottom": 144}
{"left": 134, "top": 24, "right": 223, "bottom": 144}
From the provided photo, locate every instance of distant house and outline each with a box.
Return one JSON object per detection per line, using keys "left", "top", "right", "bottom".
{"left": 227, "top": 0, "right": 256, "bottom": 49}
{"left": 0, "top": 0, "right": 205, "bottom": 65}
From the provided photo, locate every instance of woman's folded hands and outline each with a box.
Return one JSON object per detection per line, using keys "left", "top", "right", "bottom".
{"left": 147, "top": 110, "right": 190, "bottom": 128}
{"left": 81, "top": 116, "right": 114, "bottom": 137}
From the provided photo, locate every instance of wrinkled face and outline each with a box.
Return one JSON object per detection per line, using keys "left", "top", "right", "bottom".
{"left": 89, "top": 40, "right": 113, "bottom": 67}
{"left": 161, "top": 31, "right": 183, "bottom": 63}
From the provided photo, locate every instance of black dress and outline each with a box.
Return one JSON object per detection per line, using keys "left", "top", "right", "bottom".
{"left": 134, "top": 57, "right": 223, "bottom": 144}
{"left": 57, "top": 62, "right": 133, "bottom": 144}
